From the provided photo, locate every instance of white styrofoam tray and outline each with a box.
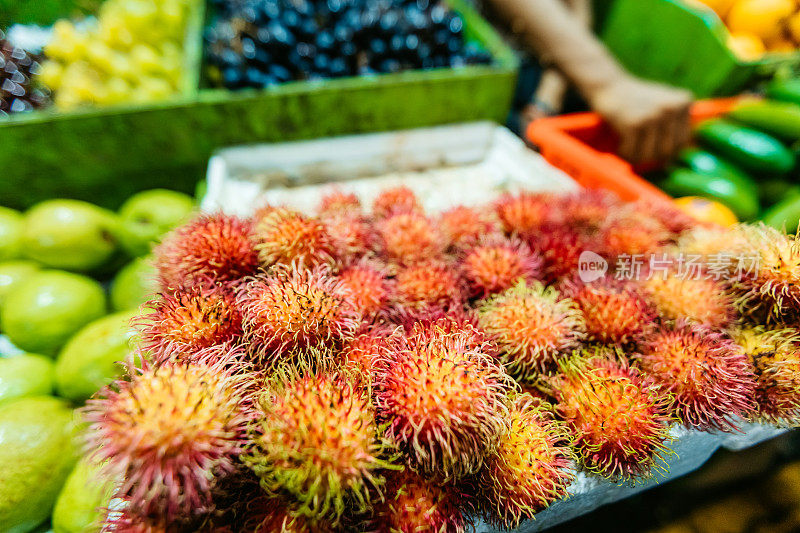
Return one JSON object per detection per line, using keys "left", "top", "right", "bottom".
{"left": 201, "top": 121, "right": 788, "bottom": 532}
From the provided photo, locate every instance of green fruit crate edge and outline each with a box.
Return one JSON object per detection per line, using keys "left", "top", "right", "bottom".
{"left": 596, "top": 0, "right": 800, "bottom": 98}
{"left": 0, "top": 0, "right": 519, "bottom": 211}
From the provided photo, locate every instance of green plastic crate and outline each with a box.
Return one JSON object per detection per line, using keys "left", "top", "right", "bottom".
{"left": 597, "top": 0, "right": 800, "bottom": 98}
{"left": 0, "top": 0, "right": 518, "bottom": 210}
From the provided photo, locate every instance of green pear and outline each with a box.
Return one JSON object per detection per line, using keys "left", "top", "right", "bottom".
{"left": 1, "top": 271, "right": 106, "bottom": 356}
{"left": 0, "top": 354, "right": 54, "bottom": 404}
{"left": 22, "top": 200, "right": 120, "bottom": 272}
{"left": 110, "top": 257, "right": 158, "bottom": 312}
{"left": 117, "top": 189, "right": 195, "bottom": 257}
{"left": 0, "top": 260, "right": 40, "bottom": 315}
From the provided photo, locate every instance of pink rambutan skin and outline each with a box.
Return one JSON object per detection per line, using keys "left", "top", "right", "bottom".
{"left": 373, "top": 321, "right": 510, "bottom": 479}
{"left": 136, "top": 284, "right": 243, "bottom": 365}
{"left": 236, "top": 266, "right": 361, "bottom": 362}
{"left": 560, "top": 276, "right": 656, "bottom": 345}
{"left": 637, "top": 321, "right": 757, "bottom": 432}
{"left": 83, "top": 356, "right": 253, "bottom": 522}
{"left": 252, "top": 208, "right": 338, "bottom": 269}
{"left": 460, "top": 236, "right": 543, "bottom": 299}
{"left": 154, "top": 213, "right": 260, "bottom": 290}
{"left": 322, "top": 213, "right": 377, "bottom": 265}
{"left": 550, "top": 353, "right": 674, "bottom": 480}
{"left": 317, "top": 189, "right": 362, "bottom": 217}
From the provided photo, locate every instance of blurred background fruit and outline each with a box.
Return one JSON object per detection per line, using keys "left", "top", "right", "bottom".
{"left": 0, "top": 396, "right": 78, "bottom": 533}
{"left": 0, "top": 270, "right": 106, "bottom": 356}
{"left": 109, "top": 256, "right": 157, "bottom": 312}
{"left": 116, "top": 189, "right": 194, "bottom": 257}
{"left": 673, "top": 196, "right": 739, "bottom": 226}
{"left": 0, "top": 207, "right": 24, "bottom": 261}
{"left": 52, "top": 457, "right": 114, "bottom": 533}
{"left": 0, "top": 354, "right": 55, "bottom": 405}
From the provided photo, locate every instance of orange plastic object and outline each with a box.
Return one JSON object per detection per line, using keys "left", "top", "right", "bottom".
{"left": 526, "top": 98, "right": 740, "bottom": 208}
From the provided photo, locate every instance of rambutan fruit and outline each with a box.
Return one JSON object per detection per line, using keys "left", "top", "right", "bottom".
{"left": 460, "top": 236, "right": 543, "bottom": 298}
{"left": 598, "top": 210, "right": 671, "bottom": 258}
{"left": 494, "top": 192, "right": 557, "bottom": 237}
{"left": 476, "top": 281, "right": 585, "bottom": 380}
{"left": 339, "top": 325, "right": 400, "bottom": 375}
{"left": 547, "top": 349, "right": 673, "bottom": 481}
{"left": 323, "top": 213, "right": 377, "bottom": 264}
{"left": 639, "top": 272, "right": 737, "bottom": 329}
{"left": 438, "top": 205, "right": 502, "bottom": 250}
{"left": 557, "top": 189, "right": 621, "bottom": 234}
{"left": 373, "top": 322, "right": 510, "bottom": 479}
{"left": 317, "top": 189, "right": 362, "bottom": 217}
{"left": 84, "top": 359, "right": 251, "bottom": 522}
{"left": 377, "top": 212, "right": 444, "bottom": 265}
{"left": 245, "top": 367, "right": 397, "bottom": 522}
{"left": 243, "top": 493, "right": 336, "bottom": 533}
{"left": 367, "top": 470, "right": 471, "bottom": 533}
{"left": 154, "top": 213, "right": 259, "bottom": 290}
{"left": 734, "top": 327, "right": 800, "bottom": 426}
{"left": 675, "top": 225, "right": 748, "bottom": 258}
{"left": 372, "top": 186, "right": 422, "bottom": 219}
{"left": 236, "top": 266, "right": 360, "bottom": 361}
{"left": 529, "top": 224, "right": 596, "bottom": 284}
{"left": 629, "top": 199, "right": 699, "bottom": 237}
{"left": 101, "top": 503, "right": 172, "bottom": 533}
{"left": 478, "top": 393, "right": 574, "bottom": 529}
{"left": 390, "top": 259, "right": 465, "bottom": 317}
{"left": 637, "top": 321, "right": 757, "bottom": 432}
{"left": 730, "top": 224, "right": 800, "bottom": 324}
{"left": 338, "top": 262, "right": 390, "bottom": 320}
{"left": 137, "top": 284, "right": 242, "bottom": 363}
{"left": 252, "top": 207, "right": 337, "bottom": 269}
{"left": 561, "top": 276, "right": 655, "bottom": 345}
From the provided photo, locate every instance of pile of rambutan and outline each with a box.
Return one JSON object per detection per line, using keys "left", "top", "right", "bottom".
{"left": 84, "top": 185, "right": 800, "bottom": 532}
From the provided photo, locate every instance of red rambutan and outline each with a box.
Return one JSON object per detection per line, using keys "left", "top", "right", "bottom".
{"left": 438, "top": 205, "right": 502, "bottom": 250}
{"left": 734, "top": 327, "right": 800, "bottom": 426}
{"left": 637, "top": 322, "right": 757, "bottom": 432}
{"left": 236, "top": 267, "right": 360, "bottom": 362}
{"left": 597, "top": 210, "right": 671, "bottom": 258}
{"left": 338, "top": 262, "right": 390, "bottom": 320}
{"left": 391, "top": 259, "right": 465, "bottom": 317}
{"left": 373, "top": 322, "right": 510, "bottom": 479}
{"left": 561, "top": 276, "right": 656, "bottom": 345}
{"left": 367, "top": 470, "right": 471, "bottom": 533}
{"left": 245, "top": 367, "right": 397, "bottom": 522}
{"left": 556, "top": 189, "right": 621, "bottom": 234}
{"left": 372, "top": 186, "right": 422, "bottom": 219}
{"left": 731, "top": 224, "right": 800, "bottom": 324}
{"left": 137, "top": 284, "right": 242, "bottom": 363}
{"left": 476, "top": 281, "right": 585, "bottom": 380}
{"left": 322, "top": 213, "right": 377, "bottom": 264}
{"left": 494, "top": 192, "right": 557, "bottom": 237}
{"left": 460, "top": 236, "right": 543, "bottom": 298}
{"left": 154, "top": 213, "right": 259, "bottom": 290}
{"left": 478, "top": 393, "right": 574, "bottom": 529}
{"left": 252, "top": 208, "right": 337, "bottom": 269}
{"left": 529, "top": 224, "right": 596, "bottom": 284}
{"left": 548, "top": 349, "right": 674, "bottom": 481}
{"left": 317, "top": 189, "right": 362, "bottom": 217}
{"left": 377, "top": 212, "right": 444, "bottom": 264}
{"left": 640, "top": 272, "right": 737, "bottom": 329}
{"left": 84, "top": 359, "right": 251, "bottom": 522}
{"left": 339, "top": 325, "right": 399, "bottom": 375}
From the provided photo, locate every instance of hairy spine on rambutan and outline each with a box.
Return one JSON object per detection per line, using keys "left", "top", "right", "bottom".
{"left": 339, "top": 325, "right": 400, "bottom": 376}
{"left": 639, "top": 271, "right": 737, "bottom": 329}
{"left": 154, "top": 213, "right": 259, "bottom": 290}
{"left": 545, "top": 349, "right": 674, "bottom": 481}
{"left": 494, "top": 192, "right": 558, "bottom": 237}
{"left": 556, "top": 189, "right": 622, "bottom": 234}
{"left": 236, "top": 266, "right": 361, "bottom": 362}
{"left": 629, "top": 199, "right": 699, "bottom": 237}
{"left": 377, "top": 212, "right": 445, "bottom": 265}
{"left": 317, "top": 189, "right": 362, "bottom": 217}
{"left": 459, "top": 236, "right": 543, "bottom": 299}
{"left": 322, "top": 213, "right": 377, "bottom": 265}
{"left": 597, "top": 209, "right": 671, "bottom": 258}
{"left": 252, "top": 207, "right": 338, "bottom": 269}
{"left": 338, "top": 261, "right": 390, "bottom": 321}
{"left": 476, "top": 280, "right": 585, "bottom": 381}
{"left": 372, "top": 186, "right": 422, "bottom": 219}
{"left": 438, "top": 205, "right": 502, "bottom": 250}
{"left": 529, "top": 224, "right": 596, "bottom": 284}
{"left": 373, "top": 322, "right": 510, "bottom": 479}
{"left": 84, "top": 358, "right": 252, "bottom": 523}
{"left": 734, "top": 327, "right": 800, "bottom": 426}
{"left": 477, "top": 393, "right": 574, "bottom": 529}
{"left": 560, "top": 276, "right": 656, "bottom": 345}
{"left": 244, "top": 365, "right": 398, "bottom": 523}
{"left": 136, "top": 284, "right": 242, "bottom": 364}
{"left": 730, "top": 224, "right": 800, "bottom": 324}
{"left": 637, "top": 322, "right": 757, "bottom": 432}
{"left": 366, "top": 470, "right": 471, "bottom": 533}
{"left": 390, "top": 259, "right": 466, "bottom": 318}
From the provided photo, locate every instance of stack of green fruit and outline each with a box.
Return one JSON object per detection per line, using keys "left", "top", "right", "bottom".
{"left": 0, "top": 188, "right": 195, "bottom": 533}
{"left": 661, "top": 78, "right": 800, "bottom": 233}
